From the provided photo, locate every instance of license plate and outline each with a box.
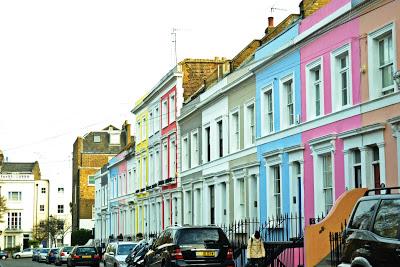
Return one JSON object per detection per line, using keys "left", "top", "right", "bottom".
{"left": 82, "top": 255, "right": 91, "bottom": 259}
{"left": 196, "top": 251, "right": 216, "bottom": 257}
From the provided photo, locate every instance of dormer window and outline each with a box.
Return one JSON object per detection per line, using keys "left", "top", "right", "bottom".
{"left": 110, "top": 133, "right": 120, "bottom": 145}
{"left": 93, "top": 135, "right": 101, "bottom": 143}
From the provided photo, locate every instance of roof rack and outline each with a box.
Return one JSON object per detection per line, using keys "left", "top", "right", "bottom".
{"left": 364, "top": 186, "right": 400, "bottom": 196}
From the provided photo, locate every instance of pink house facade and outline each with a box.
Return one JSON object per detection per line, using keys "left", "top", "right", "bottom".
{"left": 300, "top": 0, "right": 400, "bottom": 223}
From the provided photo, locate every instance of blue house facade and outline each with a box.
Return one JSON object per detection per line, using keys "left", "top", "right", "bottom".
{"left": 254, "top": 22, "right": 304, "bottom": 223}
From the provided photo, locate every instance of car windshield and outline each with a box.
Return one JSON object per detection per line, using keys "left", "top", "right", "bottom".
{"left": 41, "top": 249, "right": 50, "bottom": 253}
{"left": 117, "top": 244, "right": 136, "bottom": 255}
{"left": 63, "top": 247, "right": 73, "bottom": 253}
{"left": 176, "top": 228, "right": 228, "bottom": 245}
{"left": 76, "top": 247, "right": 97, "bottom": 255}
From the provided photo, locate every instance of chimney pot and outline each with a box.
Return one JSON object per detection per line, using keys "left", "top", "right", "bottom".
{"left": 268, "top": 16, "right": 274, "bottom": 27}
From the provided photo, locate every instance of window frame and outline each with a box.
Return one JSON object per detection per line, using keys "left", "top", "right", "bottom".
{"left": 181, "top": 134, "right": 189, "bottom": 171}
{"left": 88, "top": 175, "right": 95, "bottom": 186}
{"left": 368, "top": 23, "right": 397, "bottom": 98}
{"left": 190, "top": 129, "right": 199, "bottom": 168}
{"left": 162, "top": 99, "right": 168, "bottom": 129}
{"left": 331, "top": 43, "right": 352, "bottom": 111}
{"left": 306, "top": 57, "right": 324, "bottom": 120}
{"left": 244, "top": 99, "right": 256, "bottom": 148}
{"left": 230, "top": 108, "right": 240, "bottom": 153}
{"left": 279, "top": 73, "right": 295, "bottom": 129}
{"left": 261, "top": 84, "right": 274, "bottom": 136}
{"left": 169, "top": 93, "right": 176, "bottom": 124}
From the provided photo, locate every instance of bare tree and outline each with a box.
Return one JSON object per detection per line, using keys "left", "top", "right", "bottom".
{"left": 0, "top": 196, "right": 7, "bottom": 223}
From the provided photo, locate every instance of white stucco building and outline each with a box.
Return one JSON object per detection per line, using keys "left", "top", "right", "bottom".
{"left": 0, "top": 152, "right": 49, "bottom": 249}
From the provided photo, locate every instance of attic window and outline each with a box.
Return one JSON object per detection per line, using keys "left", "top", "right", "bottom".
{"left": 110, "top": 133, "right": 120, "bottom": 145}
{"left": 94, "top": 135, "right": 101, "bottom": 143}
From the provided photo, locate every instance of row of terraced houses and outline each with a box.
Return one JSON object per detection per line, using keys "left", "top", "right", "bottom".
{"left": 91, "top": 0, "right": 400, "bottom": 263}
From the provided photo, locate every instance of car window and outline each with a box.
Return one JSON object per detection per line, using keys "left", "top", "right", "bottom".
{"left": 176, "top": 229, "right": 228, "bottom": 245}
{"left": 349, "top": 200, "right": 379, "bottom": 230}
{"left": 76, "top": 247, "right": 97, "bottom": 255}
{"left": 63, "top": 247, "right": 73, "bottom": 253}
{"left": 41, "top": 249, "right": 49, "bottom": 253}
{"left": 373, "top": 199, "right": 400, "bottom": 239}
{"left": 117, "top": 244, "right": 135, "bottom": 255}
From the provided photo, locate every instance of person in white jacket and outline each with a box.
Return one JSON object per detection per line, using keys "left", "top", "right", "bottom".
{"left": 246, "top": 230, "right": 266, "bottom": 267}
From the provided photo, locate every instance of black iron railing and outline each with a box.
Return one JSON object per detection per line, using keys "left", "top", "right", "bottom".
{"left": 329, "top": 220, "right": 347, "bottom": 267}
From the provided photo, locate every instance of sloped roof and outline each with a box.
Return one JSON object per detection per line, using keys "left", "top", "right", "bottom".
{"left": 0, "top": 162, "right": 35, "bottom": 173}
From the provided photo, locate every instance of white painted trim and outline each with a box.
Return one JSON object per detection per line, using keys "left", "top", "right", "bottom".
{"left": 181, "top": 133, "right": 189, "bottom": 172}
{"left": 190, "top": 129, "right": 200, "bottom": 168}
{"left": 244, "top": 99, "right": 256, "bottom": 148}
{"left": 256, "top": 91, "right": 399, "bottom": 147}
{"left": 331, "top": 43, "right": 352, "bottom": 111}
{"left": 368, "top": 22, "right": 397, "bottom": 99}
{"left": 260, "top": 84, "right": 274, "bottom": 137}
{"left": 306, "top": 57, "right": 324, "bottom": 120}
{"left": 229, "top": 107, "right": 241, "bottom": 153}
{"left": 279, "top": 72, "right": 296, "bottom": 130}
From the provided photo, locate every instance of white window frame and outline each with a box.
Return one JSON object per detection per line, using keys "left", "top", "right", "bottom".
{"left": 8, "top": 192, "right": 21, "bottom": 201}
{"left": 310, "top": 137, "right": 335, "bottom": 217}
{"left": 203, "top": 124, "right": 211, "bottom": 163}
{"left": 169, "top": 93, "right": 176, "bottom": 123}
{"left": 230, "top": 108, "right": 240, "bottom": 153}
{"left": 321, "top": 153, "right": 333, "bottom": 214}
{"left": 162, "top": 141, "right": 168, "bottom": 179}
{"left": 155, "top": 147, "right": 160, "bottom": 182}
{"left": 110, "top": 132, "right": 120, "bottom": 145}
{"left": 368, "top": 23, "right": 397, "bottom": 98}
{"left": 162, "top": 100, "right": 168, "bottom": 129}
{"left": 216, "top": 118, "right": 224, "bottom": 158}
{"left": 279, "top": 74, "right": 295, "bottom": 130}
{"left": 137, "top": 121, "right": 141, "bottom": 143}
{"left": 93, "top": 135, "right": 101, "bottom": 143}
{"left": 141, "top": 117, "right": 146, "bottom": 141}
{"left": 306, "top": 57, "right": 324, "bottom": 120}
{"left": 169, "top": 136, "right": 176, "bottom": 178}
{"left": 154, "top": 106, "right": 160, "bottom": 133}
{"left": 331, "top": 43, "right": 352, "bottom": 111}
{"left": 261, "top": 84, "right": 274, "bottom": 136}
{"left": 149, "top": 151, "right": 154, "bottom": 186}
{"left": 149, "top": 111, "right": 154, "bottom": 137}
{"left": 88, "top": 175, "right": 95, "bottom": 186}
{"left": 244, "top": 99, "right": 255, "bottom": 148}
{"left": 141, "top": 156, "right": 147, "bottom": 189}
{"left": 190, "top": 129, "right": 199, "bottom": 168}
{"left": 181, "top": 134, "right": 189, "bottom": 171}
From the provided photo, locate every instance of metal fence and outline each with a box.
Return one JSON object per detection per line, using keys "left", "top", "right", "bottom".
{"left": 219, "top": 214, "right": 305, "bottom": 267}
{"left": 329, "top": 220, "right": 347, "bottom": 267}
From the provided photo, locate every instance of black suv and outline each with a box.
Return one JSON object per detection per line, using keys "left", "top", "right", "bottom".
{"left": 340, "top": 187, "right": 400, "bottom": 267}
{"left": 144, "top": 226, "right": 235, "bottom": 267}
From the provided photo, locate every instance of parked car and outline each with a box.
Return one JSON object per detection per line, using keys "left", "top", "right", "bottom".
{"left": 339, "top": 187, "right": 400, "bottom": 267}
{"left": 32, "top": 249, "right": 40, "bottom": 261}
{"left": 67, "top": 246, "right": 100, "bottom": 267}
{"left": 104, "top": 241, "right": 137, "bottom": 267}
{"left": 46, "top": 248, "right": 60, "bottom": 264}
{"left": 126, "top": 239, "right": 150, "bottom": 266}
{"left": 127, "top": 240, "right": 153, "bottom": 267}
{"left": 39, "top": 248, "right": 51, "bottom": 263}
{"left": 55, "top": 246, "right": 74, "bottom": 265}
{"left": 0, "top": 250, "right": 9, "bottom": 260}
{"left": 12, "top": 248, "right": 33, "bottom": 258}
{"left": 144, "top": 226, "right": 235, "bottom": 267}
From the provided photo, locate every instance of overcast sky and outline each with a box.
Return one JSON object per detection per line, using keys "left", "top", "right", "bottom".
{"left": 0, "top": 0, "right": 300, "bottom": 185}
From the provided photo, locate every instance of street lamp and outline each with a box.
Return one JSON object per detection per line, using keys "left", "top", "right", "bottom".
{"left": 394, "top": 70, "right": 400, "bottom": 90}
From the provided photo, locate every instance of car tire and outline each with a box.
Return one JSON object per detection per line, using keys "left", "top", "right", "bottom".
{"left": 1, "top": 256, "right": 5, "bottom": 260}
{"left": 15, "top": 255, "right": 20, "bottom": 259}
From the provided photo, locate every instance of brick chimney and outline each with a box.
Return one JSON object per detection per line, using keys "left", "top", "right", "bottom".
{"left": 265, "top": 16, "right": 275, "bottom": 34}
{"left": 122, "top": 120, "right": 131, "bottom": 145}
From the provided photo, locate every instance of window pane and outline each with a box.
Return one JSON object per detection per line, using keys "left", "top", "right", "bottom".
{"left": 340, "top": 56, "right": 347, "bottom": 69}
{"left": 379, "top": 39, "right": 385, "bottom": 66}
{"left": 354, "top": 149, "right": 361, "bottom": 163}
{"left": 349, "top": 200, "right": 379, "bottom": 230}
{"left": 382, "top": 64, "right": 393, "bottom": 89}
{"left": 373, "top": 199, "right": 400, "bottom": 239}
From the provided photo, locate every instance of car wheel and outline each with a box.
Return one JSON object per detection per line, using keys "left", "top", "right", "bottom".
{"left": 15, "top": 255, "right": 20, "bottom": 259}
{"left": 1, "top": 256, "right": 5, "bottom": 260}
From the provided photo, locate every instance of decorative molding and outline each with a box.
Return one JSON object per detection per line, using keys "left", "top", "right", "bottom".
{"left": 338, "top": 123, "right": 385, "bottom": 139}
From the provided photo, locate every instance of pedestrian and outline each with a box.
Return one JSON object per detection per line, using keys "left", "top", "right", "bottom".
{"left": 246, "top": 230, "right": 265, "bottom": 267}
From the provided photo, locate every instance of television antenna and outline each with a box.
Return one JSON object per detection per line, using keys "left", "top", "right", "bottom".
{"left": 171, "top": 27, "right": 190, "bottom": 66}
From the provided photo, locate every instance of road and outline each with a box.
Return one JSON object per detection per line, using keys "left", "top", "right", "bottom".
{"left": 0, "top": 258, "right": 106, "bottom": 267}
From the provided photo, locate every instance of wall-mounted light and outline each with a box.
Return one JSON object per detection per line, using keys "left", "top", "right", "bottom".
{"left": 393, "top": 70, "right": 400, "bottom": 89}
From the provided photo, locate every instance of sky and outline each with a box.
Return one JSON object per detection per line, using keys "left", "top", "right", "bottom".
{"left": 0, "top": 0, "right": 301, "bottom": 186}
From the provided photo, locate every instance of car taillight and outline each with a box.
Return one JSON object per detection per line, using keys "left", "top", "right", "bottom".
{"left": 61, "top": 252, "right": 65, "bottom": 256}
{"left": 171, "top": 248, "right": 183, "bottom": 260}
{"left": 226, "top": 248, "right": 233, "bottom": 260}
{"left": 73, "top": 255, "right": 80, "bottom": 259}
{"left": 93, "top": 254, "right": 100, "bottom": 260}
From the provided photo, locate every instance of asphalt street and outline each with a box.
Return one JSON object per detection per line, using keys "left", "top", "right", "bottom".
{"left": 0, "top": 258, "right": 106, "bottom": 267}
